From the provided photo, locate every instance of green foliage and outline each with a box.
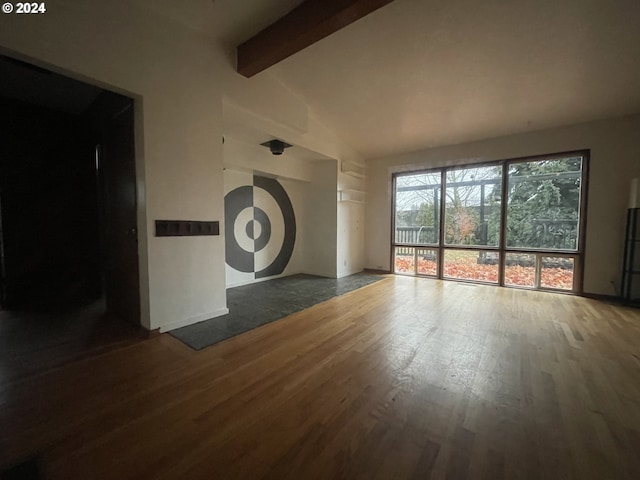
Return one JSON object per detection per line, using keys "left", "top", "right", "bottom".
{"left": 416, "top": 202, "right": 436, "bottom": 227}
{"left": 395, "top": 158, "right": 582, "bottom": 251}
{"left": 498, "top": 158, "right": 582, "bottom": 250}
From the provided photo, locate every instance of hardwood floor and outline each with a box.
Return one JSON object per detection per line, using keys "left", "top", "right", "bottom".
{"left": 0, "top": 300, "right": 144, "bottom": 385}
{"left": 1, "top": 275, "right": 639, "bottom": 479}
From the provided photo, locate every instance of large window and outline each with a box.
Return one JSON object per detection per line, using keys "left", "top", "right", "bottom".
{"left": 395, "top": 172, "right": 441, "bottom": 246}
{"left": 444, "top": 165, "right": 502, "bottom": 247}
{"left": 392, "top": 152, "right": 587, "bottom": 292}
{"left": 506, "top": 157, "right": 583, "bottom": 251}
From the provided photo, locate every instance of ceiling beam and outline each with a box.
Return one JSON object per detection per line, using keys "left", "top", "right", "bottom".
{"left": 237, "top": 0, "right": 395, "bottom": 78}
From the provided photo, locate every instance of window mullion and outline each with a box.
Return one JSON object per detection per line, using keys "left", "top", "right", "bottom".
{"left": 437, "top": 169, "right": 446, "bottom": 279}
{"left": 498, "top": 161, "right": 508, "bottom": 286}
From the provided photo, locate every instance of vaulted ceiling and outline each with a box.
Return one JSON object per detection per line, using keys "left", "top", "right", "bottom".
{"left": 142, "top": 0, "right": 640, "bottom": 159}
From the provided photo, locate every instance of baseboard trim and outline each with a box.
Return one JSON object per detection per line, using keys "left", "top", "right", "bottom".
{"left": 143, "top": 328, "right": 162, "bottom": 339}
{"left": 364, "top": 268, "right": 391, "bottom": 275}
{"left": 302, "top": 270, "right": 337, "bottom": 279}
{"left": 159, "top": 308, "right": 230, "bottom": 333}
{"left": 581, "top": 292, "right": 625, "bottom": 304}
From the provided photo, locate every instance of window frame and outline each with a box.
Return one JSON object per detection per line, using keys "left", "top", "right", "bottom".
{"left": 391, "top": 150, "right": 589, "bottom": 293}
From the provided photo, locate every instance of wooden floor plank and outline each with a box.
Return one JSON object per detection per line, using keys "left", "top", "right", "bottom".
{"left": 2, "top": 276, "right": 640, "bottom": 479}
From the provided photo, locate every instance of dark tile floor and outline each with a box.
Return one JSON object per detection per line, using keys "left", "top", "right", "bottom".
{"left": 170, "top": 273, "right": 383, "bottom": 350}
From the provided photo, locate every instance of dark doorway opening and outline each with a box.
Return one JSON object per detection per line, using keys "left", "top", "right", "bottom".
{"left": 0, "top": 55, "right": 142, "bottom": 383}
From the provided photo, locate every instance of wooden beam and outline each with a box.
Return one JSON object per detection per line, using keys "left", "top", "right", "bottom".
{"left": 237, "top": 0, "right": 395, "bottom": 78}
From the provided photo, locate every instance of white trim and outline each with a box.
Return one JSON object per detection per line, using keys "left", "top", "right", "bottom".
{"left": 225, "top": 270, "right": 306, "bottom": 289}
{"left": 336, "top": 268, "right": 364, "bottom": 279}
{"left": 302, "top": 269, "right": 337, "bottom": 279}
{"left": 159, "top": 308, "right": 229, "bottom": 333}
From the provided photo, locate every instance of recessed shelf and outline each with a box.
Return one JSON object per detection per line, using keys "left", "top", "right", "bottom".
{"left": 341, "top": 161, "right": 365, "bottom": 178}
{"left": 337, "top": 189, "right": 366, "bottom": 203}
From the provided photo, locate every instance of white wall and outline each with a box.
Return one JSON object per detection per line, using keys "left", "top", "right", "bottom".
{"left": 223, "top": 137, "right": 339, "bottom": 284}
{"left": 223, "top": 136, "right": 315, "bottom": 183}
{"left": 365, "top": 114, "right": 640, "bottom": 296}
{"left": 306, "top": 161, "right": 339, "bottom": 278}
{"left": 222, "top": 166, "right": 309, "bottom": 288}
{"left": 337, "top": 162, "right": 366, "bottom": 278}
{"left": 0, "top": 0, "right": 369, "bottom": 331}
{"left": 337, "top": 199, "right": 365, "bottom": 277}
{"left": 222, "top": 74, "right": 364, "bottom": 166}
{"left": 223, "top": 83, "right": 365, "bottom": 280}
{"left": 0, "top": 0, "right": 227, "bottom": 330}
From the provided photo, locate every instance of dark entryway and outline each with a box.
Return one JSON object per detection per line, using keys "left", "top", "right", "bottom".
{"left": 0, "top": 55, "right": 142, "bottom": 381}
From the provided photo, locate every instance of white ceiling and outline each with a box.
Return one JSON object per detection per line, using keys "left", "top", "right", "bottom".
{"left": 143, "top": 0, "right": 640, "bottom": 160}
{"left": 133, "top": 0, "right": 305, "bottom": 45}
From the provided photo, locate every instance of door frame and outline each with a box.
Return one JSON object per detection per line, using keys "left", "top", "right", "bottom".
{"left": 0, "top": 51, "right": 149, "bottom": 326}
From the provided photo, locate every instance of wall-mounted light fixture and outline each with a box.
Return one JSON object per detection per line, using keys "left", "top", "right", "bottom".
{"left": 260, "top": 139, "right": 292, "bottom": 155}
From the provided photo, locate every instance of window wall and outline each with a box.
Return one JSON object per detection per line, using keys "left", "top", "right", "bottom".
{"left": 392, "top": 152, "right": 587, "bottom": 292}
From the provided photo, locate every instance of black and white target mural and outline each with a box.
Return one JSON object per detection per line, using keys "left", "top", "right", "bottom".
{"left": 225, "top": 175, "right": 296, "bottom": 280}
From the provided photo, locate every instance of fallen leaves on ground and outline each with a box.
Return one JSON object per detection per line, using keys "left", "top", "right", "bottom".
{"left": 395, "top": 256, "right": 573, "bottom": 289}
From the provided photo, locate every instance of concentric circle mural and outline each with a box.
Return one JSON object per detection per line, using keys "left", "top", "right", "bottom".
{"left": 225, "top": 175, "right": 296, "bottom": 279}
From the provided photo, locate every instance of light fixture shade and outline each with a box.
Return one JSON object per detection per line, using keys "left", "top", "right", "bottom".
{"left": 260, "top": 139, "right": 292, "bottom": 155}
{"left": 630, "top": 178, "right": 640, "bottom": 209}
